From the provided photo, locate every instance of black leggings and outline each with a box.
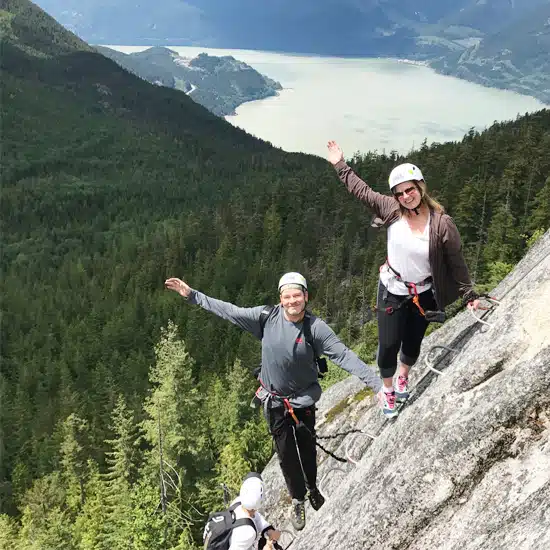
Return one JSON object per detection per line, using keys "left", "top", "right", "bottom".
{"left": 266, "top": 405, "right": 317, "bottom": 501}
{"left": 376, "top": 281, "right": 437, "bottom": 379}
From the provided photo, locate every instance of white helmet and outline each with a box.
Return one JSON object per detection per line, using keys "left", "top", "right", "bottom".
{"left": 278, "top": 272, "right": 307, "bottom": 293}
{"left": 239, "top": 473, "right": 264, "bottom": 510}
{"left": 388, "top": 163, "right": 424, "bottom": 191}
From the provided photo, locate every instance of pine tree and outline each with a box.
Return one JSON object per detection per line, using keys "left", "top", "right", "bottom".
{"left": 18, "top": 473, "right": 75, "bottom": 550}
{"left": 141, "top": 321, "right": 207, "bottom": 547}
{"left": 483, "top": 203, "right": 522, "bottom": 265}
{"left": 0, "top": 514, "right": 19, "bottom": 550}
{"left": 528, "top": 175, "right": 550, "bottom": 233}
{"left": 98, "top": 395, "right": 141, "bottom": 549}
{"left": 73, "top": 462, "right": 109, "bottom": 550}
{"left": 59, "top": 413, "right": 90, "bottom": 512}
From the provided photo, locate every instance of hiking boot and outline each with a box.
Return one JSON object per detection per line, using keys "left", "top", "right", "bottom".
{"left": 378, "top": 389, "right": 398, "bottom": 418}
{"left": 395, "top": 375, "right": 410, "bottom": 402}
{"left": 308, "top": 487, "right": 325, "bottom": 511}
{"left": 290, "top": 499, "right": 306, "bottom": 531}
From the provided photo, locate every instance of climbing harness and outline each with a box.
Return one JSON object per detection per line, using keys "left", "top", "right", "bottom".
{"left": 255, "top": 381, "right": 349, "bottom": 464}
{"left": 378, "top": 259, "right": 438, "bottom": 319}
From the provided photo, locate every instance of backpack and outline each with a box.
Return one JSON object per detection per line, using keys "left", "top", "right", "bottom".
{"left": 259, "top": 306, "right": 328, "bottom": 378}
{"left": 203, "top": 501, "right": 256, "bottom": 550}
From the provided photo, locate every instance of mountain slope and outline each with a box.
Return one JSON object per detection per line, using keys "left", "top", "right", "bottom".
{"left": 0, "top": 0, "right": 93, "bottom": 55}
{"left": 97, "top": 46, "right": 282, "bottom": 116}
{"left": 431, "top": 4, "right": 550, "bottom": 103}
{"left": 94, "top": 45, "right": 177, "bottom": 88}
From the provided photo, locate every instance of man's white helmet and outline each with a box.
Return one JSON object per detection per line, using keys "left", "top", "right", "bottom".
{"left": 239, "top": 473, "right": 264, "bottom": 510}
{"left": 278, "top": 272, "right": 307, "bottom": 293}
{"left": 388, "top": 163, "right": 424, "bottom": 191}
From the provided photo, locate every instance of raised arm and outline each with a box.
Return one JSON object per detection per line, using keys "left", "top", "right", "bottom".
{"left": 165, "top": 277, "right": 264, "bottom": 338}
{"left": 312, "top": 319, "right": 382, "bottom": 393}
{"left": 327, "top": 140, "right": 397, "bottom": 221}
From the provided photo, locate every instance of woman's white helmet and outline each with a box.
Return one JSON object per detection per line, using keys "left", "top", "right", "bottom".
{"left": 278, "top": 272, "right": 307, "bottom": 293}
{"left": 388, "top": 163, "right": 424, "bottom": 191}
{"left": 239, "top": 473, "right": 264, "bottom": 510}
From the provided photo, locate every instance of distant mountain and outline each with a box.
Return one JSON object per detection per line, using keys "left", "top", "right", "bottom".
{"left": 33, "top": 0, "right": 547, "bottom": 54}
{"left": 96, "top": 46, "right": 282, "bottom": 116}
{"left": 94, "top": 46, "right": 177, "bottom": 89}
{"left": 430, "top": 3, "right": 550, "bottom": 104}
{"left": 30, "top": 0, "right": 550, "bottom": 103}
{"left": 33, "top": 0, "right": 418, "bottom": 56}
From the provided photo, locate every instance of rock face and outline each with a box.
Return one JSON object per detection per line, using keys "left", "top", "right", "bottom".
{"left": 261, "top": 229, "right": 550, "bottom": 550}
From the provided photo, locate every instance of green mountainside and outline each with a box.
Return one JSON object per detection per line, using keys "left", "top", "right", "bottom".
{"left": 96, "top": 46, "right": 283, "bottom": 116}
{"left": 0, "top": 0, "right": 93, "bottom": 55}
{"left": 94, "top": 45, "right": 177, "bottom": 88}
{"left": 1, "top": 1, "right": 550, "bottom": 547}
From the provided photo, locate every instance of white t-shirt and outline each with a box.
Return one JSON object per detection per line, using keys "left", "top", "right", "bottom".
{"left": 379, "top": 216, "right": 432, "bottom": 296}
{"left": 229, "top": 501, "right": 271, "bottom": 550}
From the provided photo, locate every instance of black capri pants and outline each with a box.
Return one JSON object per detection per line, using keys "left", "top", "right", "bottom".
{"left": 376, "top": 281, "right": 437, "bottom": 379}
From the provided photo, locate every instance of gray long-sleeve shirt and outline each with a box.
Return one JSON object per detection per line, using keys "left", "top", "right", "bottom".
{"left": 187, "top": 290, "right": 382, "bottom": 407}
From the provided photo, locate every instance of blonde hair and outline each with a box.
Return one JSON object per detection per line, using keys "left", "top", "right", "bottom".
{"left": 397, "top": 179, "right": 445, "bottom": 215}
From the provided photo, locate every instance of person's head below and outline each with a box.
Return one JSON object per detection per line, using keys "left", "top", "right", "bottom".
{"left": 278, "top": 272, "right": 308, "bottom": 321}
{"left": 388, "top": 163, "right": 444, "bottom": 216}
{"left": 239, "top": 472, "right": 264, "bottom": 515}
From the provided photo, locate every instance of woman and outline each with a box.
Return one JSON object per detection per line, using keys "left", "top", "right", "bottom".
{"left": 326, "top": 140, "right": 479, "bottom": 417}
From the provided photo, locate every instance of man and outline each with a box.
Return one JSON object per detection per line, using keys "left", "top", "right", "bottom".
{"left": 165, "top": 272, "right": 383, "bottom": 530}
{"left": 229, "top": 473, "right": 281, "bottom": 550}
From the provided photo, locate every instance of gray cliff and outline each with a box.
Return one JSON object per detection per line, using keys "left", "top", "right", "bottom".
{"left": 261, "top": 228, "right": 550, "bottom": 550}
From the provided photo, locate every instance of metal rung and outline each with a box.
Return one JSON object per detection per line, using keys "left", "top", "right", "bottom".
{"left": 319, "top": 465, "right": 348, "bottom": 495}
{"left": 344, "top": 431, "right": 377, "bottom": 465}
{"left": 424, "top": 345, "right": 457, "bottom": 375}
{"left": 467, "top": 296, "right": 501, "bottom": 327}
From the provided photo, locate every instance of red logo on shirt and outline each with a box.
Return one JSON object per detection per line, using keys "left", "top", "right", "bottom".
{"left": 296, "top": 337, "right": 303, "bottom": 344}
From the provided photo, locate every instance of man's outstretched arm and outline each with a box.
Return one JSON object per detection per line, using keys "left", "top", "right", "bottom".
{"left": 314, "top": 319, "right": 382, "bottom": 393}
{"left": 165, "top": 277, "right": 264, "bottom": 338}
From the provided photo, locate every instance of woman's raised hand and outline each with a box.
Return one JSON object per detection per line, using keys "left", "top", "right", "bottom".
{"left": 327, "top": 140, "right": 344, "bottom": 165}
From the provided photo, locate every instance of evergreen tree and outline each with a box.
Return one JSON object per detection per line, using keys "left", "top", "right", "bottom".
{"left": 528, "top": 175, "right": 550, "bottom": 233}
{"left": 59, "top": 414, "right": 90, "bottom": 512}
{"left": 99, "top": 395, "right": 141, "bottom": 549}
{"left": 141, "top": 322, "right": 207, "bottom": 546}
{"left": 18, "top": 473, "right": 74, "bottom": 550}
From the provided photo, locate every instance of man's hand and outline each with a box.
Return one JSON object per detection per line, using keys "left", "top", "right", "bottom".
{"left": 266, "top": 528, "right": 281, "bottom": 542}
{"left": 164, "top": 277, "right": 191, "bottom": 298}
{"left": 327, "top": 140, "right": 344, "bottom": 165}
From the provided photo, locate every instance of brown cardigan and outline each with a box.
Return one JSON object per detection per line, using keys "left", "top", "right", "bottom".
{"left": 334, "top": 160, "right": 476, "bottom": 309}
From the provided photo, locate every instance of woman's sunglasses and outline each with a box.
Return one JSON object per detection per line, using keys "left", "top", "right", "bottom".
{"left": 394, "top": 185, "right": 417, "bottom": 199}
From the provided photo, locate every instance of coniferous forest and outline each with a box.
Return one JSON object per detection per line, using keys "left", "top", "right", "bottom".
{"left": 1, "top": 1, "right": 550, "bottom": 548}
